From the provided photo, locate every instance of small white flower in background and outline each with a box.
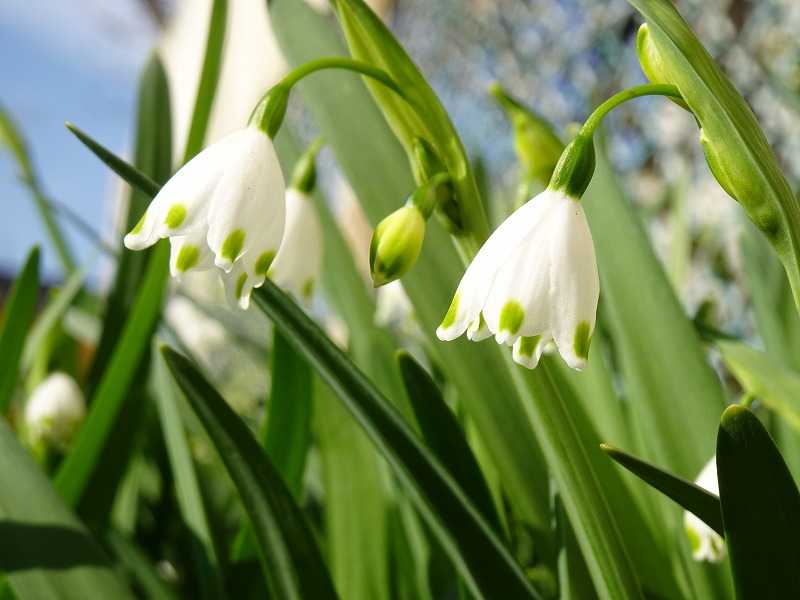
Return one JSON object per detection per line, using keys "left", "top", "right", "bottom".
{"left": 684, "top": 457, "right": 726, "bottom": 563}
{"left": 436, "top": 187, "right": 599, "bottom": 370}
{"left": 268, "top": 188, "right": 323, "bottom": 302}
{"left": 25, "top": 372, "right": 86, "bottom": 451}
{"left": 124, "top": 126, "right": 286, "bottom": 309}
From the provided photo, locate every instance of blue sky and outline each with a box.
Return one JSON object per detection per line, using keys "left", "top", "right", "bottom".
{"left": 0, "top": 1, "right": 157, "bottom": 285}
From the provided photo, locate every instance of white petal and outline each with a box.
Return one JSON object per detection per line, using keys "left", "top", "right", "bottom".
{"left": 222, "top": 263, "right": 255, "bottom": 310}
{"left": 269, "top": 189, "right": 323, "bottom": 301}
{"left": 123, "top": 129, "right": 246, "bottom": 250}
{"left": 512, "top": 333, "right": 551, "bottom": 369}
{"left": 466, "top": 314, "right": 492, "bottom": 341}
{"left": 169, "top": 228, "right": 214, "bottom": 279}
{"left": 548, "top": 196, "right": 599, "bottom": 370}
{"left": 207, "top": 127, "right": 285, "bottom": 272}
{"left": 436, "top": 190, "right": 562, "bottom": 341}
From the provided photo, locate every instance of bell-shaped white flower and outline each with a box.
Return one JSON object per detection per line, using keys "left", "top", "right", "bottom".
{"left": 684, "top": 457, "right": 726, "bottom": 563}
{"left": 124, "top": 126, "right": 286, "bottom": 309}
{"left": 25, "top": 372, "right": 86, "bottom": 451}
{"left": 436, "top": 187, "right": 599, "bottom": 370}
{"left": 269, "top": 188, "right": 323, "bottom": 302}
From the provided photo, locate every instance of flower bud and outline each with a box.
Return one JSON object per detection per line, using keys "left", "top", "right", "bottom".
{"left": 25, "top": 372, "right": 86, "bottom": 451}
{"left": 489, "top": 82, "right": 564, "bottom": 186}
{"left": 369, "top": 203, "right": 426, "bottom": 287}
{"left": 636, "top": 24, "right": 689, "bottom": 110}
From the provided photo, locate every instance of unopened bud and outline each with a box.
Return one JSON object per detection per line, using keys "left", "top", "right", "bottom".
{"left": 490, "top": 82, "right": 564, "bottom": 186}
{"left": 636, "top": 24, "right": 688, "bottom": 110}
{"left": 369, "top": 203, "right": 426, "bottom": 287}
{"left": 25, "top": 372, "right": 86, "bottom": 451}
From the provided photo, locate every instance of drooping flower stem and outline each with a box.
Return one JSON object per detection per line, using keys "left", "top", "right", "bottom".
{"left": 252, "top": 58, "right": 407, "bottom": 138}
{"left": 577, "top": 83, "right": 683, "bottom": 138}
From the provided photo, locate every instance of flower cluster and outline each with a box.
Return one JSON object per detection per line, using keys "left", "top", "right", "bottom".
{"left": 125, "top": 127, "right": 322, "bottom": 308}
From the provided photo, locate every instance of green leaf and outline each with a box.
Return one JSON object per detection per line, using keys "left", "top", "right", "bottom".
{"left": 0, "top": 419, "right": 133, "bottom": 599}
{"left": 161, "top": 345, "right": 338, "bottom": 600}
{"left": 270, "top": 0, "right": 551, "bottom": 537}
{"left": 397, "top": 351, "right": 501, "bottom": 533}
{"left": 182, "top": 0, "right": 227, "bottom": 162}
{"left": 64, "top": 124, "right": 160, "bottom": 200}
{"left": 252, "top": 280, "right": 538, "bottom": 599}
{"left": 54, "top": 242, "right": 169, "bottom": 509}
{"left": 152, "top": 348, "right": 226, "bottom": 600}
{"left": 601, "top": 444, "right": 723, "bottom": 536}
{"left": 718, "top": 341, "right": 800, "bottom": 432}
{"left": 627, "top": 0, "right": 800, "bottom": 311}
{"left": 106, "top": 532, "right": 178, "bottom": 600}
{"left": 717, "top": 405, "right": 800, "bottom": 598}
{"left": 1, "top": 108, "right": 76, "bottom": 272}
{"left": 0, "top": 247, "right": 40, "bottom": 412}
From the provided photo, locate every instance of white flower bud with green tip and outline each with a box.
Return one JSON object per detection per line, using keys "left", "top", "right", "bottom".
{"left": 437, "top": 135, "right": 598, "bottom": 370}
{"left": 269, "top": 188, "right": 323, "bottom": 303}
{"left": 684, "top": 457, "right": 726, "bottom": 563}
{"left": 124, "top": 126, "right": 286, "bottom": 309}
{"left": 24, "top": 372, "right": 86, "bottom": 451}
{"left": 369, "top": 203, "right": 426, "bottom": 287}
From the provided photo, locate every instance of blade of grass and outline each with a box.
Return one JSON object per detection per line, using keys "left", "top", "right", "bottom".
{"left": 601, "top": 444, "right": 723, "bottom": 536}
{"left": 106, "top": 532, "right": 178, "bottom": 600}
{"left": 0, "top": 419, "right": 133, "bottom": 599}
{"left": 252, "top": 280, "right": 539, "bottom": 600}
{"left": 152, "top": 347, "right": 227, "bottom": 600}
{"left": 717, "top": 405, "right": 800, "bottom": 597}
{"left": 161, "top": 346, "right": 339, "bottom": 600}
{"left": 0, "top": 247, "right": 40, "bottom": 413}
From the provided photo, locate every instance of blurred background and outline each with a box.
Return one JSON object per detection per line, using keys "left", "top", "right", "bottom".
{"left": 4, "top": 0, "right": 800, "bottom": 333}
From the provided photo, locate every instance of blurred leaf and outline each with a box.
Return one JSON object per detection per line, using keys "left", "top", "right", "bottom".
{"left": 1, "top": 108, "right": 75, "bottom": 272}
{"left": 0, "top": 419, "right": 133, "bottom": 599}
{"left": 182, "top": 0, "right": 227, "bottom": 162}
{"left": 397, "top": 351, "right": 501, "bottom": 533}
{"left": 601, "top": 444, "right": 723, "bottom": 536}
{"left": 106, "top": 532, "right": 178, "bottom": 600}
{"left": 152, "top": 349, "right": 226, "bottom": 600}
{"left": 554, "top": 495, "right": 596, "bottom": 600}
{"left": 161, "top": 346, "right": 339, "bottom": 600}
{"left": 270, "top": 0, "right": 551, "bottom": 538}
{"left": 0, "top": 247, "right": 39, "bottom": 413}
{"left": 717, "top": 405, "right": 800, "bottom": 598}
{"left": 719, "top": 341, "right": 800, "bottom": 432}
{"left": 627, "top": 0, "right": 800, "bottom": 310}
{"left": 54, "top": 242, "right": 169, "bottom": 509}
{"left": 253, "top": 280, "right": 539, "bottom": 599}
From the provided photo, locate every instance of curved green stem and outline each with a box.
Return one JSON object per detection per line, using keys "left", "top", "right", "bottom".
{"left": 579, "top": 84, "right": 683, "bottom": 137}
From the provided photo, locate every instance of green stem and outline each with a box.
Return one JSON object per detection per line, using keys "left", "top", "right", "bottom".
{"left": 579, "top": 84, "right": 683, "bottom": 138}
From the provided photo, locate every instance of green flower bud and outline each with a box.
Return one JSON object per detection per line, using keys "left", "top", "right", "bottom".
{"left": 636, "top": 24, "right": 689, "bottom": 110}
{"left": 490, "top": 83, "right": 564, "bottom": 186}
{"left": 369, "top": 203, "right": 426, "bottom": 287}
{"left": 290, "top": 137, "right": 324, "bottom": 194}
{"left": 548, "top": 134, "right": 596, "bottom": 199}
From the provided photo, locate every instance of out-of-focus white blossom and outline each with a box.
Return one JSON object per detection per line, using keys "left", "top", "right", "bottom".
{"left": 25, "top": 373, "right": 86, "bottom": 451}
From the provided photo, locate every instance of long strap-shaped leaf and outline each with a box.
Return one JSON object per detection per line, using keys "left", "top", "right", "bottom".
{"left": 161, "top": 346, "right": 338, "bottom": 600}
{"left": 0, "top": 247, "right": 39, "bottom": 412}
{"left": 717, "top": 405, "right": 800, "bottom": 598}
{"left": 252, "top": 282, "right": 539, "bottom": 599}
{"left": 602, "top": 444, "right": 723, "bottom": 536}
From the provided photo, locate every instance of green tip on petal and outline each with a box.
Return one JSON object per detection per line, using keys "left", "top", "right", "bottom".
{"left": 129, "top": 213, "right": 146, "bottom": 236}
{"left": 573, "top": 321, "right": 592, "bottom": 360}
{"left": 439, "top": 294, "right": 460, "bottom": 330}
{"left": 685, "top": 523, "right": 702, "bottom": 554}
{"left": 221, "top": 229, "right": 246, "bottom": 262}
{"left": 255, "top": 250, "right": 276, "bottom": 276}
{"left": 499, "top": 300, "right": 524, "bottom": 335}
{"left": 303, "top": 279, "right": 314, "bottom": 299}
{"left": 164, "top": 204, "right": 187, "bottom": 229}
{"left": 175, "top": 244, "right": 200, "bottom": 272}
{"left": 235, "top": 272, "right": 248, "bottom": 300}
{"left": 518, "top": 335, "right": 541, "bottom": 358}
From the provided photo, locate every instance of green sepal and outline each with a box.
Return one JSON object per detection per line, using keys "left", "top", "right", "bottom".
{"left": 250, "top": 85, "right": 290, "bottom": 138}
{"left": 289, "top": 137, "right": 324, "bottom": 193}
{"left": 548, "top": 134, "right": 596, "bottom": 199}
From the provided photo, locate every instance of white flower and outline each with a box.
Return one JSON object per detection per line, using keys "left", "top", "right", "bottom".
{"left": 268, "top": 188, "right": 323, "bottom": 302}
{"left": 684, "top": 457, "right": 726, "bottom": 563}
{"left": 124, "top": 126, "right": 285, "bottom": 309}
{"left": 25, "top": 372, "right": 86, "bottom": 451}
{"left": 436, "top": 188, "right": 599, "bottom": 370}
